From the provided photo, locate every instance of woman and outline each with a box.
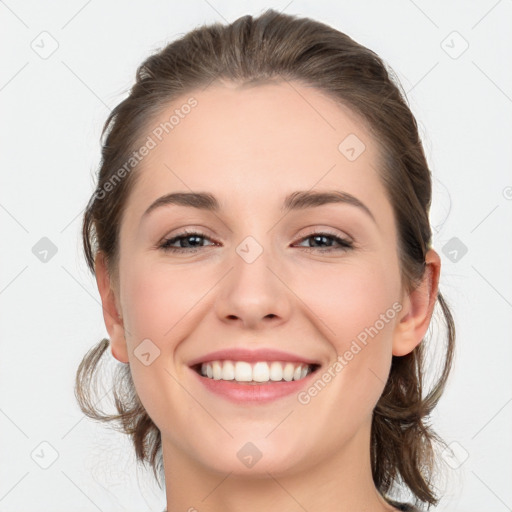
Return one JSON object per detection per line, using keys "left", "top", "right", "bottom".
{"left": 76, "top": 9, "right": 455, "bottom": 511}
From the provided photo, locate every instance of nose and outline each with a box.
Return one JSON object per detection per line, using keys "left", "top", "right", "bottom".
{"left": 214, "top": 242, "right": 292, "bottom": 330}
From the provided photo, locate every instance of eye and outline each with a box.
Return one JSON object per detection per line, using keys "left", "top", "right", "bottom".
{"left": 157, "top": 229, "right": 354, "bottom": 254}
{"left": 294, "top": 231, "right": 354, "bottom": 253}
{"left": 158, "top": 230, "right": 217, "bottom": 253}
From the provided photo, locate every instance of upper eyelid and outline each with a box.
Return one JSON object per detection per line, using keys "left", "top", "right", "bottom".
{"left": 163, "top": 228, "right": 351, "bottom": 239}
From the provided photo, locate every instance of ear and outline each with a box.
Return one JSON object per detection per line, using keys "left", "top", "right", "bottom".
{"left": 95, "top": 252, "right": 129, "bottom": 363}
{"left": 392, "top": 249, "right": 441, "bottom": 356}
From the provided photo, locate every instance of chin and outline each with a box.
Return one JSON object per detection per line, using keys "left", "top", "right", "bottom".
{"left": 183, "top": 434, "right": 312, "bottom": 478}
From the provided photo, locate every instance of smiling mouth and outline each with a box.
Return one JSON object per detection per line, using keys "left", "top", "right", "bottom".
{"left": 192, "top": 360, "right": 321, "bottom": 384}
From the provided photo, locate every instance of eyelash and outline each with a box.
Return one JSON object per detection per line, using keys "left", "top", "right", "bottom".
{"left": 158, "top": 229, "right": 354, "bottom": 254}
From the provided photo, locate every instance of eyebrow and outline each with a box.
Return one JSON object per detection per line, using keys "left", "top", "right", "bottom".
{"left": 142, "top": 190, "right": 376, "bottom": 224}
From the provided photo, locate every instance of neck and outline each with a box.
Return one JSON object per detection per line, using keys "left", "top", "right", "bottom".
{"left": 162, "top": 422, "right": 398, "bottom": 512}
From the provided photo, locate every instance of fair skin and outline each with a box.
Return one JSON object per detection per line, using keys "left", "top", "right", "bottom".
{"left": 96, "top": 80, "right": 440, "bottom": 512}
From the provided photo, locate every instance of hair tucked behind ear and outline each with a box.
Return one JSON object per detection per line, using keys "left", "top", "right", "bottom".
{"left": 371, "top": 292, "right": 455, "bottom": 503}
{"left": 76, "top": 8, "right": 455, "bottom": 507}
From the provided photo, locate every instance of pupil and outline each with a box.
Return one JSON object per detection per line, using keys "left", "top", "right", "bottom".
{"left": 314, "top": 235, "right": 330, "bottom": 246}
{"left": 186, "top": 236, "right": 201, "bottom": 247}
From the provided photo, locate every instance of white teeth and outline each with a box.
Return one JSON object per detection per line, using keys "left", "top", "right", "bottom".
{"left": 269, "top": 361, "right": 283, "bottom": 381}
{"left": 235, "top": 361, "right": 252, "bottom": 382}
{"left": 212, "top": 361, "right": 223, "bottom": 380}
{"left": 283, "top": 362, "right": 295, "bottom": 381}
{"left": 222, "top": 360, "right": 235, "bottom": 380}
{"left": 198, "top": 360, "right": 314, "bottom": 383}
{"left": 252, "top": 362, "right": 270, "bottom": 382}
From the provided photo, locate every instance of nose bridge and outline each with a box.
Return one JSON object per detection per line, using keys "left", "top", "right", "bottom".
{"left": 215, "top": 232, "right": 291, "bottom": 327}
{"left": 232, "top": 233, "right": 279, "bottom": 301}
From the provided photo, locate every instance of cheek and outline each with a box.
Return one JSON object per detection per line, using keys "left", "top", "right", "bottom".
{"left": 295, "top": 258, "right": 400, "bottom": 401}
{"left": 117, "top": 259, "right": 204, "bottom": 424}
{"left": 299, "top": 258, "right": 399, "bottom": 342}
{"left": 121, "top": 258, "right": 206, "bottom": 344}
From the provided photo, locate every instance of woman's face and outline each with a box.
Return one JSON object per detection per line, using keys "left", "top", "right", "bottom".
{"left": 106, "top": 81, "right": 418, "bottom": 476}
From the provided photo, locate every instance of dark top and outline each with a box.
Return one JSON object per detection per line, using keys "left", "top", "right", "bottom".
{"left": 163, "top": 501, "right": 421, "bottom": 512}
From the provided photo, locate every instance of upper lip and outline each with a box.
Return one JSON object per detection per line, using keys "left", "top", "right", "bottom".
{"left": 187, "top": 348, "right": 321, "bottom": 367}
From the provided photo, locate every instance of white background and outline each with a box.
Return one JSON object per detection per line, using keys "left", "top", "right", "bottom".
{"left": 1, "top": 1, "right": 511, "bottom": 511}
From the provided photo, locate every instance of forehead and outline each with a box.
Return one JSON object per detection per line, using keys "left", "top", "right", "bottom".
{"left": 124, "top": 80, "right": 391, "bottom": 224}
{"left": 155, "top": 80, "right": 379, "bottom": 173}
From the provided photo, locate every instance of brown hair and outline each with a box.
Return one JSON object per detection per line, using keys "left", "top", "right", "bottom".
{"left": 76, "top": 9, "right": 455, "bottom": 507}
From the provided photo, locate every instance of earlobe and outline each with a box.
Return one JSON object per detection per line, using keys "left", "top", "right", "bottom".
{"left": 392, "top": 249, "right": 441, "bottom": 356}
{"left": 95, "top": 252, "right": 129, "bottom": 363}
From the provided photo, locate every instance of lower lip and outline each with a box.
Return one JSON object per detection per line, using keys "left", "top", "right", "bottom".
{"left": 190, "top": 367, "right": 317, "bottom": 404}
